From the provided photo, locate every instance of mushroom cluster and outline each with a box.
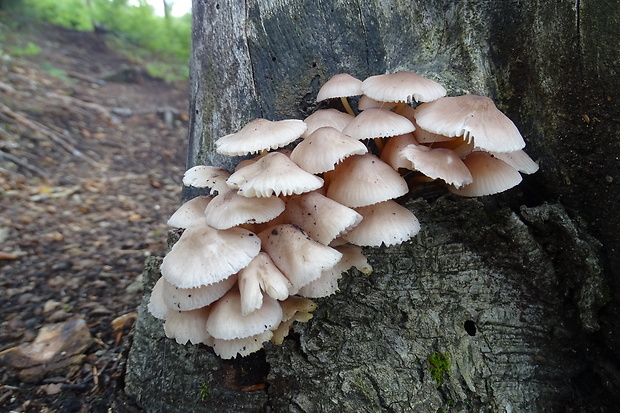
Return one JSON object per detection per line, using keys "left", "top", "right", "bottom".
{"left": 149, "top": 71, "right": 538, "bottom": 359}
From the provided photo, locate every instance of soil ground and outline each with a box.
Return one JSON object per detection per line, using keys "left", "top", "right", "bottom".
{"left": 0, "top": 15, "right": 188, "bottom": 412}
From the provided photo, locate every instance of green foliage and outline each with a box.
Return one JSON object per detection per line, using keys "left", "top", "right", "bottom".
{"left": 15, "top": 0, "right": 191, "bottom": 77}
{"left": 427, "top": 351, "right": 450, "bottom": 387}
{"left": 41, "top": 62, "right": 70, "bottom": 81}
{"left": 9, "top": 41, "right": 41, "bottom": 55}
{"left": 24, "top": 0, "right": 92, "bottom": 30}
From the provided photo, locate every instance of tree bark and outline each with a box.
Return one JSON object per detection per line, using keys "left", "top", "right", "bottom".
{"left": 124, "top": 1, "right": 620, "bottom": 411}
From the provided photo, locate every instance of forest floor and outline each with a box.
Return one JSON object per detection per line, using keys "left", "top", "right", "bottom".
{"left": 0, "top": 15, "right": 189, "bottom": 412}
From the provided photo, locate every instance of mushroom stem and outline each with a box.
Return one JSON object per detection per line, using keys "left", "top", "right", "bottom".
{"left": 340, "top": 97, "right": 355, "bottom": 117}
{"left": 373, "top": 137, "right": 385, "bottom": 153}
{"left": 393, "top": 102, "right": 407, "bottom": 115}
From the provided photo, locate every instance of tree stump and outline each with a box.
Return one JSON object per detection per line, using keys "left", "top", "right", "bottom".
{"left": 124, "top": 1, "right": 620, "bottom": 411}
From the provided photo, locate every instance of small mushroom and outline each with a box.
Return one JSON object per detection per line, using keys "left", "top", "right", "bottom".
{"left": 361, "top": 71, "right": 447, "bottom": 104}
{"left": 258, "top": 224, "right": 342, "bottom": 294}
{"left": 162, "top": 274, "right": 238, "bottom": 311}
{"left": 226, "top": 152, "right": 324, "bottom": 197}
{"left": 215, "top": 118, "right": 307, "bottom": 156}
{"left": 303, "top": 108, "right": 355, "bottom": 137}
{"left": 344, "top": 200, "right": 421, "bottom": 247}
{"left": 204, "top": 188, "right": 285, "bottom": 230}
{"left": 316, "top": 73, "right": 363, "bottom": 116}
{"left": 413, "top": 95, "right": 526, "bottom": 153}
{"left": 290, "top": 126, "right": 368, "bottom": 174}
{"left": 182, "top": 165, "right": 231, "bottom": 194}
{"left": 206, "top": 289, "right": 282, "bottom": 341}
{"left": 160, "top": 223, "right": 260, "bottom": 289}
{"left": 448, "top": 151, "right": 523, "bottom": 197}
{"left": 326, "top": 154, "right": 409, "bottom": 208}
{"left": 342, "top": 107, "right": 415, "bottom": 140}
{"left": 166, "top": 196, "right": 212, "bottom": 228}
{"left": 164, "top": 307, "right": 212, "bottom": 345}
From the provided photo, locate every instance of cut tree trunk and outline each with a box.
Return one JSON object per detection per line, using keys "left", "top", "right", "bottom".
{"left": 124, "top": 1, "right": 620, "bottom": 411}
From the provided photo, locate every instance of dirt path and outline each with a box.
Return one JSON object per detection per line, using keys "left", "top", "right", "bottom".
{"left": 1, "top": 18, "right": 188, "bottom": 411}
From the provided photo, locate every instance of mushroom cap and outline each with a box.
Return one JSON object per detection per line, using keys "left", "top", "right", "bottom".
{"left": 227, "top": 152, "right": 324, "bottom": 198}
{"left": 289, "top": 126, "right": 368, "bottom": 174}
{"left": 489, "top": 149, "right": 539, "bottom": 174}
{"left": 326, "top": 154, "right": 409, "bottom": 208}
{"left": 303, "top": 109, "right": 355, "bottom": 137}
{"left": 258, "top": 224, "right": 343, "bottom": 295}
{"left": 238, "top": 252, "right": 292, "bottom": 316}
{"left": 162, "top": 274, "right": 237, "bottom": 312}
{"left": 206, "top": 289, "right": 282, "bottom": 340}
{"left": 147, "top": 277, "right": 168, "bottom": 320}
{"left": 413, "top": 95, "right": 526, "bottom": 152}
{"left": 270, "top": 296, "right": 317, "bottom": 345}
{"left": 336, "top": 243, "right": 373, "bottom": 275}
{"left": 166, "top": 196, "right": 212, "bottom": 228}
{"left": 361, "top": 71, "right": 447, "bottom": 103}
{"left": 164, "top": 307, "right": 212, "bottom": 345}
{"left": 449, "top": 151, "right": 523, "bottom": 197}
{"left": 276, "top": 191, "right": 363, "bottom": 245}
{"left": 160, "top": 223, "right": 260, "bottom": 289}
{"left": 211, "top": 330, "right": 274, "bottom": 359}
{"left": 357, "top": 95, "right": 397, "bottom": 111}
{"left": 204, "top": 188, "right": 285, "bottom": 229}
{"left": 379, "top": 133, "right": 419, "bottom": 170}
{"left": 401, "top": 145, "right": 473, "bottom": 188}
{"left": 344, "top": 200, "right": 421, "bottom": 247}
{"left": 342, "top": 108, "right": 415, "bottom": 140}
{"left": 316, "top": 73, "right": 363, "bottom": 102}
{"left": 182, "top": 166, "right": 231, "bottom": 195}
{"left": 296, "top": 244, "right": 368, "bottom": 298}
{"left": 215, "top": 118, "right": 307, "bottom": 156}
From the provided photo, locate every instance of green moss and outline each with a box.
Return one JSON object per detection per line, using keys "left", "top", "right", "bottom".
{"left": 427, "top": 352, "right": 450, "bottom": 387}
{"left": 199, "top": 381, "right": 210, "bottom": 401}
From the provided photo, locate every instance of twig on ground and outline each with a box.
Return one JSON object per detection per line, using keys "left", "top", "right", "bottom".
{"left": 0, "top": 150, "right": 49, "bottom": 178}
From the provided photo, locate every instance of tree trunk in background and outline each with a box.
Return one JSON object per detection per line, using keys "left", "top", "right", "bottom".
{"left": 124, "top": 1, "right": 620, "bottom": 411}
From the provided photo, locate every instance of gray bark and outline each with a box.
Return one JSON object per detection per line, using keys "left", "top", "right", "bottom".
{"left": 125, "top": 1, "right": 620, "bottom": 411}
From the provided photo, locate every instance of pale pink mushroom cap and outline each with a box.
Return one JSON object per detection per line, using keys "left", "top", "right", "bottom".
{"left": 160, "top": 223, "right": 260, "bottom": 288}
{"left": 449, "top": 151, "right": 523, "bottom": 197}
{"left": 297, "top": 244, "right": 372, "bottom": 298}
{"left": 164, "top": 307, "right": 212, "bottom": 345}
{"left": 401, "top": 145, "right": 473, "bottom": 188}
{"left": 316, "top": 73, "right": 363, "bottom": 101}
{"left": 326, "top": 154, "right": 409, "bottom": 208}
{"left": 413, "top": 95, "right": 526, "bottom": 153}
{"left": 489, "top": 149, "right": 539, "bottom": 174}
{"left": 204, "top": 188, "right": 285, "bottom": 229}
{"left": 227, "top": 152, "right": 324, "bottom": 198}
{"left": 162, "top": 274, "right": 237, "bottom": 312}
{"left": 277, "top": 191, "right": 363, "bottom": 245}
{"left": 270, "top": 296, "right": 317, "bottom": 345}
{"left": 344, "top": 200, "right": 421, "bottom": 247}
{"left": 258, "top": 224, "right": 342, "bottom": 295}
{"left": 361, "top": 71, "right": 447, "bottom": 103}
{"left": 211, "top": 330, "right": 274, "bottom": 359}
{"left": 303, "top": 109, "right": 355, "bottom": 137}
{"left": 379, "top": 133, "right": 419, "bottom": 170}
{"left": 357, "top": 95, "right": 397, "bottom": 111}
{"left": 342, "top": 108, "right": 415, "bottom": 140}
{"left": 215, "top": 118, "right": 307, "bottom": 156}
{"left": 290, "top": 127, "right": 368, "bottom": 174}
{"left": 166, "top": 196, "right": 212, "bottom": 228}
{"left": 148, "top": 277, "right": 168, "bottom": 320}
{"left": 206, "top": 289, "right": 282, "bottom": 340}
{"left": 182, "top": 166, "right": 231, "bottom": 195}
{"left": 238, "top": 252, "right": 292, "bottom": 316}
